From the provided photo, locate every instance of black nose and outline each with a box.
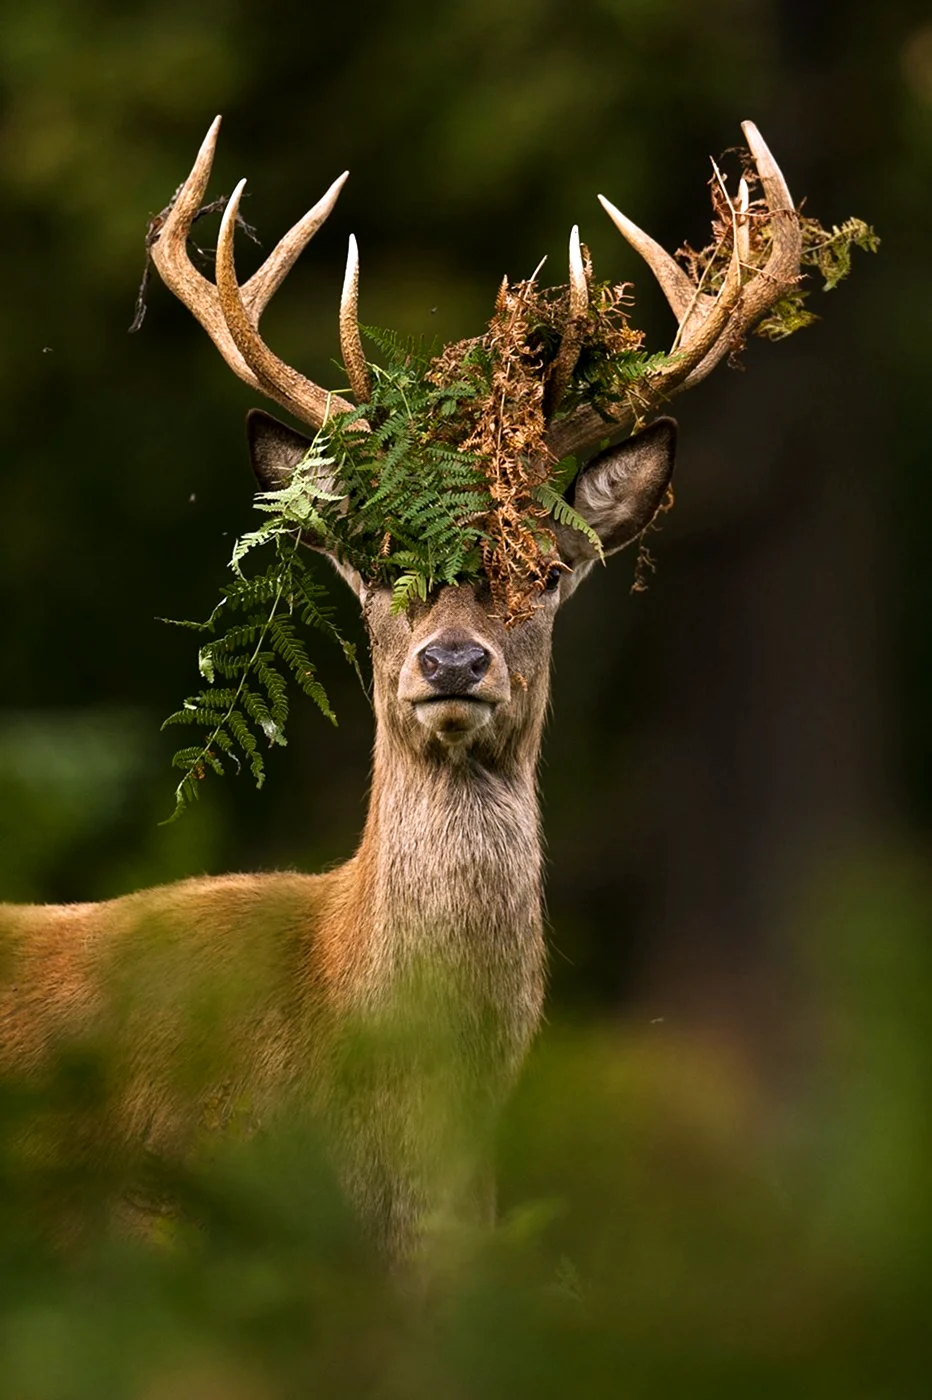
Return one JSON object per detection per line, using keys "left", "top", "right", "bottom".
{"left": 418, "top": 636, "right": 491, "bottom": 694}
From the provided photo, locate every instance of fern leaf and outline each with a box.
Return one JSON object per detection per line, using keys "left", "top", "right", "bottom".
{"left": 254, "top": 656, "right": 290, "bottom": 730}
{"left": 163, "top": 772, "right": 202, "bottom": 824}
{"left": 297, "top": 673, "right": 337, "bottom": 723}
{"left": 391, "top": 571, "right": 428, "bottom": 613}
{"left": 211, "top": 726, "right": 241, "bottom": 773}
{"left": 170, "top": 745, "right": 209, "bottom": 767}
{"left": 197, "top": 645, "right": 216, "bottom": 684}
{"left": 227, "top": 711, "right": 265, "bottom": 786}
{"left": 533, "top": 484, "right": 604, "bottom": 558}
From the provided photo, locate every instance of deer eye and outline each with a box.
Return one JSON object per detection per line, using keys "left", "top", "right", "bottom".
{"left": 544, "top": 565, "right": 564, "bottom": 593}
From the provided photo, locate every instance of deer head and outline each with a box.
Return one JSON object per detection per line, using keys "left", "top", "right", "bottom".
{"left": 244, "top": 408, "right": 676, "bottom": 767}
{"left": 149, "top": 117, "right": 799, "bottom": 770}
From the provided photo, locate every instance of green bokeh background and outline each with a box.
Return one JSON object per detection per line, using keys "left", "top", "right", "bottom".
{"left": 1, "top": 1, "right": 931, "bottom": 1392}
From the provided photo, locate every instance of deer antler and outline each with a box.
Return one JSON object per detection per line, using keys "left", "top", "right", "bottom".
{"left": 542, "top": 225, "right": 590, "bottom": 419}
{"left": 544, "top": 121, "right": 802, "bottom": 463}
{"left": 150, "top": 116, "right": 367, "bottom": 432}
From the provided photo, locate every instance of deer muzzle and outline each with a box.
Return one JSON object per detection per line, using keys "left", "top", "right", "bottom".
{"left": 398, "top": 627, "right": 511, "bottom": 741}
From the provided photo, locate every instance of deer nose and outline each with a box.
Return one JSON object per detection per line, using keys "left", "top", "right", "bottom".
{"left": 418, "top": 638, "right": 491, "bottom": 693}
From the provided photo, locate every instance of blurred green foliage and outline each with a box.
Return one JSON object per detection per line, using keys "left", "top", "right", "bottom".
{"left": 0, "top": 858, "right": 929, "bottom": 1397}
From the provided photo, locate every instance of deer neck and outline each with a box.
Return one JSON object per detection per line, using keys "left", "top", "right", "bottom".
{"left": 344, "top": 718, "right": 547, "bottom": 1067}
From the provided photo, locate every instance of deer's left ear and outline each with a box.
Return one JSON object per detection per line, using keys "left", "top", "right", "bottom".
{"left": 556, "top": 416, "right": 677, "bottom": 566}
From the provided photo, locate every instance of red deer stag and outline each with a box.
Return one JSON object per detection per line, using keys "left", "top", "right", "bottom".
{"left": 0, "top": 119, "right": 801, "bottom": 1261}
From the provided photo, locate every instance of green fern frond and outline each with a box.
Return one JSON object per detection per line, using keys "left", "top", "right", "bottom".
{"left": 226, "top": 711, "right": 264, "bottom": 785}
{"left": 360, "top": 324, "right": 434, "bottom": 370}
{"left": 162, "top": 524, "right": 348, "bottom": 816}
{"left": 533, "top": 484, "right": 604, "bottom": 558}
{"left": 391, "top": 572, "right": 428, "bottom": 613}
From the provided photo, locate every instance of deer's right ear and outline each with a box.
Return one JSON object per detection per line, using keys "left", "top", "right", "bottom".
{"left": 246, "top": 409, "right": 314, "bottom": 491}
{"left": 245, "top": 409, "right": 366, "bottom": 601}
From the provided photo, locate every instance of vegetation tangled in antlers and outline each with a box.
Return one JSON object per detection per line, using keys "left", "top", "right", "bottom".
{"left": 161, "top": 161, "right": 876, "bottom": 818}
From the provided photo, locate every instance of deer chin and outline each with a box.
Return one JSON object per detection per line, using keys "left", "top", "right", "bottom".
{"left": 411, "top": 697, "right": 496, "bottom": 744}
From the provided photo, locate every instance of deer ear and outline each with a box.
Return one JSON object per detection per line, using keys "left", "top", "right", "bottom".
{"left": 244, "top": 410, "right": 366, "bottom": 601}
{"left": 246, "top": 408, "right": 314, "bottom": 490}
{"left": 558, "top": 416, "right": 677, "bottom": 564}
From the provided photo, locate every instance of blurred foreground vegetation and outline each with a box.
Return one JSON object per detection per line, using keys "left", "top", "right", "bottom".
{"left": 0, "top": 856, "right": 929, "bottom": 1399}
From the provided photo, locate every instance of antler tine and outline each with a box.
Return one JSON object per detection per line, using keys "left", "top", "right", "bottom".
{"left": 737, "top": 120, "right": 802, "bottom": 321}
{"left": 150, "top": 116, "right": 262, "bottom": 392}
{"left": 543, "top": 225, "right": 590, "bottom": 419}
{"left": 597, "top": 193, "right": 696, "bottom": 323}
{"left": 735, "top": 176, "right": 751, "bottom": 266}
{"left": 340, "top": 235, "right": 372, "bottom": 404}
{"left": 216, "top": 179, "right": 356, "bottom": 428}
{"left": 242, "top": 170, "right": 349, "bottom": 321}
{"left": 568, "top": 224, "right": 589, "bottom": 320}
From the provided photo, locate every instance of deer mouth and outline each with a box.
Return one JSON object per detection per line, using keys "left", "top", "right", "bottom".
{"left": 411, "top": 695, "right": 496, "bottom": 740}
